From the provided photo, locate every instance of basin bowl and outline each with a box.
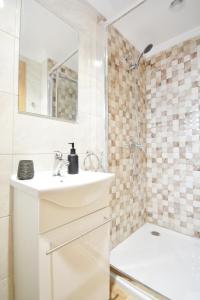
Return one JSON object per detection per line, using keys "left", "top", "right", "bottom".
{"left": 11, "top": 171, "right": 115, "bottom": 208}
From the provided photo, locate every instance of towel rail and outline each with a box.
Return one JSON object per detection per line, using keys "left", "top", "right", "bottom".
{"left": 46, "top": 217, "right": 112, "bottom": 255}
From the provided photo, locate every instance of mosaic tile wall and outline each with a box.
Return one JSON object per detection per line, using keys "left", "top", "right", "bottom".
{"left": 107, "top": 27, "right": 147, "bottom": 247}
{"left": 48, "top": 59, "right": 78, "bottom": 121}
{"left": 146, "top": 36, "right": 200, "bottom": 237}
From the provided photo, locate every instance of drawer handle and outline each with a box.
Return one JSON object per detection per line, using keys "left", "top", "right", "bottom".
{"left": 46, "top": 217, "right": 112, "bottom": 255}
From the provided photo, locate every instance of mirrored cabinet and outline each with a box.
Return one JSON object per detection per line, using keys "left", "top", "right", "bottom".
{"left": 19, "top": 0, "right": 79, "bottom": 122}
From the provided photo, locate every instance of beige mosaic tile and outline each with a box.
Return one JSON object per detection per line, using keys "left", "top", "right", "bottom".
{"left": 107, "top": 27, "right": 147, "bottom": 248}
{"left": 48, "top": 58, "right": 78, "bottom": 120}
{"left": 146, "top": 36, "right": 200, "bottom": 237}
{"left": 108, "top": 27, "right": 200, "bottom": 244}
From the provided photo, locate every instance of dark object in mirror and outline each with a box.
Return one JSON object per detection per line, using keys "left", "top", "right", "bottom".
{"left": 17, "top": 160, "right": 34, "bottom": 180}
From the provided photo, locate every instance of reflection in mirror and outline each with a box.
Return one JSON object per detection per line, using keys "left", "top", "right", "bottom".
{"left": 19, "top": 0, "right": 79, "bottom": 122}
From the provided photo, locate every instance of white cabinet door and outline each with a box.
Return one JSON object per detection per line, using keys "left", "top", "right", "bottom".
{"left": 40, "top": 207, "right": 110, "bottom": 300}
{"left": 51, "top": 222, "right": 110, "bottom": 300}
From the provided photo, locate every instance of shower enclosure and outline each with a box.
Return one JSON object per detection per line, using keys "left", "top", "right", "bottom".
{"left": 48, "top": 51, "right": 78, "bottom": 121}
{"left": 106, "top": 0, "right": 200, "bottom": 299}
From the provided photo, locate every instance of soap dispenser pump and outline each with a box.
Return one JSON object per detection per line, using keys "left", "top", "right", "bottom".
{"left": 68, "top": 143, "right": 79, "bottom": 174}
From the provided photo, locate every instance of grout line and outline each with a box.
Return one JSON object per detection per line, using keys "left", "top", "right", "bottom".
{"left": 0, "top": 153, "right": 87, "bottom": 157}
{"left": 0, "top": 28, "right": 18, "bottom": 39}
{"left": 11, "top": 35, "right": 18, "bottom": 176}
{"left": 12, "top": 152, "right": 86, "bottom": 155}
{"left": 0, "top": 0, "right": 20, "bottom": 40}
{"left": 0, "top": 215, "right": 11, "bottom": 220}
{"left": 0, "top": 276, "right": 9, "bottom": 283}
{"left": 0, "top": 90, "right": 15, "bottom": 96}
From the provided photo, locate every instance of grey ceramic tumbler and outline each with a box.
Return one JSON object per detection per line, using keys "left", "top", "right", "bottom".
{"left": 17, "top": 160, "right": 34, "bottom": 180}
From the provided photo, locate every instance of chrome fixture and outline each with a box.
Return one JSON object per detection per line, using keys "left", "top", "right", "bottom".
{"left": 46, "top": 216, "right": 112, "bottom": 255}
{"left": 169, "top": 0, "right": 185, "bottom": 11}
{"left": 83, "top": 151, "right": 103, "bottom": 171}
{"left": 128, "top": 44, "right": 153, "bottom": 71}
{"left": 53, "top": 151, "right": 70, "bottom": 176}
{"left": 151, "top": 231, "right": 160, "bottom": 237}
{"left": 124, "top": 142, "right": 145, "bottom": 154}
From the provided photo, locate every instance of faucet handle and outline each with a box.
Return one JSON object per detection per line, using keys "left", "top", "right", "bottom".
{"left": 54, "top": 151, "right": 63, "bottom": 160}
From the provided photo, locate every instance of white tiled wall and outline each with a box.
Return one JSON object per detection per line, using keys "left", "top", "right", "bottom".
{"left": 0, "top": 278, "right": 9, "bottom": 300}
{"left": 0, "top": 0, "right": 106, "bottom": 298}
{"left": 0, "top": 1, "right": 18, "bottom": 298}
{"left": 0, "top": 93, "right": 14, "bottom": 154}
{"left": 0, "top": 32, "right": 15, "bottom": 93}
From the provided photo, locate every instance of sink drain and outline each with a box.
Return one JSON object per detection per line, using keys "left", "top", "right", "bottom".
{"left": 151, "top": 231, "right": 160, "bottom": 236}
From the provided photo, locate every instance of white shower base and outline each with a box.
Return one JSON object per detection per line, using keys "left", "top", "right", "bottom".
{"left": 110, "top": 223, "right": 200, "bottom": 300}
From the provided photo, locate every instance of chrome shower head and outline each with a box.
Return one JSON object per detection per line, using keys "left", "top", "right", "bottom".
{"left": 128, "top": 43, "right": 153, "bottom": 71}
{"left": 143, "top": 43, "right": 153, "bottom": 54}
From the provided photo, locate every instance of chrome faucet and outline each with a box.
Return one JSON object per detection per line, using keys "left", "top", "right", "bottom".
{"left": 53, "top": 151, "right": 70, "bottom": 176}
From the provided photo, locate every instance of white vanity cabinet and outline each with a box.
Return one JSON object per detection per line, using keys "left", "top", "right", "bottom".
{"left": 11, "top": 171, "right": 114, "bottom": 300}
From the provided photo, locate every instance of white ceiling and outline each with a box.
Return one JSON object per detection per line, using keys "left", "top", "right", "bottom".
{"left": 87, "top": 0, "right": 200, "bottom": 54}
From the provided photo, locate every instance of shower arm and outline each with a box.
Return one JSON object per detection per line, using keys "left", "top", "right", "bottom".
{"left": 128, "top": 44, "right": 153, "bottom": 70}
{"left": 132, "top": 52, "right": 144, "bottom": 69}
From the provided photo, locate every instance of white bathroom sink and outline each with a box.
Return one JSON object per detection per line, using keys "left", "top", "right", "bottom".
{"left": 11, "top": 171, "right": 114, "bottom": 207}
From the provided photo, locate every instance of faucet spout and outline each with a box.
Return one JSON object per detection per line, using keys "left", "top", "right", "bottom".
{"left": 53, "top": 151, "right": 70, "bottom": 176}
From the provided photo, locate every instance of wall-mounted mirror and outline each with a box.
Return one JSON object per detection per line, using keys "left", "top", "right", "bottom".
{"left": 19, "top": 0, "right": 79, "bottom": 122}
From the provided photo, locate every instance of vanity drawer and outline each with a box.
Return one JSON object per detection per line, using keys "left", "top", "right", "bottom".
{"left": 39, "top": 192, "right": 111, "bottom": 233}
{"left": 39, "top": 207, "right": 111, "bottom": 300}
{"left": 40, "top": 206, "right": 110, "bottom": 250}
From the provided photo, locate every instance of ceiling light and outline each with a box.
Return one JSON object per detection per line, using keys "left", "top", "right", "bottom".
{"left": 0, "top": 0, "right": 4, "bottom": 8}
{"left": 169, "top": 0, "right": 185, "bottom": 12}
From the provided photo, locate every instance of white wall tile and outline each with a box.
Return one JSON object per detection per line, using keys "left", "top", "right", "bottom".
{"left": 12, "top": 153, "right": 54, "bottom": 174}
{"left": 0, "top": 0, "right": 17, "bottom": 36}
{"left": 0, "top": 31, "right": 15, "bottom": 93}
{"left": 12, "top": 152, "right": 94, "bottom": 175}
{"left": 89, "top": 115, "right": 105, "bottom": 152}
{"left": 0, "top": 278, "right": 9, "bottom": 300}
{"left": 15, "top": 0, "right": 21, "bottom": 38}
{"left": 0, "top": 217, "right": 9, "bottom": 280}
{"left": 13, "top": 37, "right": 19, "bottom": 95}
{"left": 0, "top": 1, "right": 106, "bottom": 297}
{"left": 0, "top": 156, "right": 12, "bottom": 218}
{"left": 13, "top": 109, "right": 92, "bottom": 155}
{"left": 13, "top": 111, "right": 75, "bottom": 154}
{"left": 0, "top": 93, "right": 14, "bottom": 154}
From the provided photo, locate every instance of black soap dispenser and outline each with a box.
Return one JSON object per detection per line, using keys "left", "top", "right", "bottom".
{"left": 68, "top": 143, "right": 79, "bottom": 174}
